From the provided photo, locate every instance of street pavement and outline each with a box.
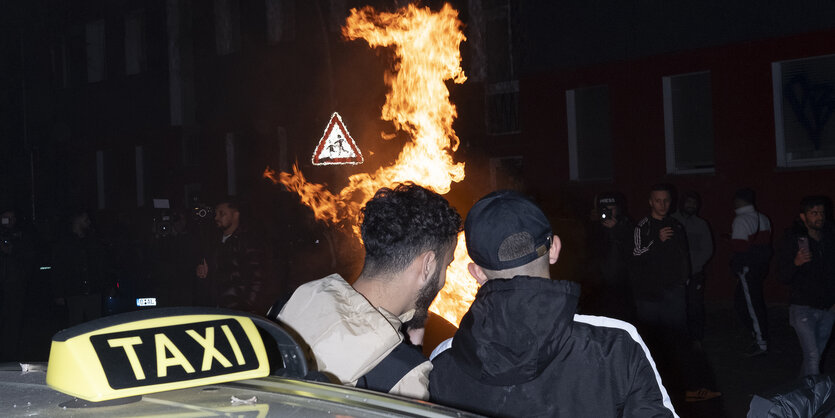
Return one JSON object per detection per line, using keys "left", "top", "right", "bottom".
{"left": 678, "top": 302, "right": 824, "bottom": 418}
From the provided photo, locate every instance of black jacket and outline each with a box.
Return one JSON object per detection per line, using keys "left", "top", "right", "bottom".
{"left": 587, "top": 216, "right": 634, "bottom": 288}
{"left": 429, "top": 276, "right": 675, "bottom": 418}
{"left": 630, "top": 216, "right": 690, "bottom": 300}
{"left": 206, "top": 226, "right": 266, "bottom": 313}
{"left": 776, "top": 221, "right": 835, "bottom": 310}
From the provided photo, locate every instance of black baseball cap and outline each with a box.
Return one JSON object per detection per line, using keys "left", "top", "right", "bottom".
{"left": 465, "top": 191, "right": 552, "bottom": 271}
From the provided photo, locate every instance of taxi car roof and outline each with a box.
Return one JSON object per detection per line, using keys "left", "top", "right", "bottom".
{"left": 1, "top": 362, "right": 481, "bottom": 417}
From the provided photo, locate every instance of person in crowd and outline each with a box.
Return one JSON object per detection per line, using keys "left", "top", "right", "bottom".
{"left": 276, "top": 183, "right": 461, "bottom": 400}
{"left": 672, "top": 191, "right": 714, "bottom": 348}
{"left": 584, "top": 191, "right": 634, "bottom": 321}
{"left": 195, "top": 197, "right": 266, "bottom": 313}
{"left": 0, "top": 208, "right": 35, "bottom": 361}
{"left": 777, "top": 196, "right": 835, "bottom": 376}
{"left": 429, "top": 190, "right": 677, "bottom": 417}
{"left": 631, "top": 184, "right": 719, "bottom": 402}
{"left": 730, "top": 187, "right": 772, "bottom": 356}
{"left": 631, "top": 184, "right": 690, "bottom": 339}
{"left": 51, "top": 209, "right": 110, "bottom": 326}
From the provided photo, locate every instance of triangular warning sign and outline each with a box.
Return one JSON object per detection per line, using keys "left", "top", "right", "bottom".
{"left": 312, "top": 112, "right": 364, "bottom": 166}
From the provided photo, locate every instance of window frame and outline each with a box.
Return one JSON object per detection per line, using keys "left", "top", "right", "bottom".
{"left": 772, "top": 54, "right": 835, "bottom": 168}
{"left": 662, "top": 70, "right": 716, "bottom": 175}
{"left": 565, "top": 85, "right": 614, "bottom": 182}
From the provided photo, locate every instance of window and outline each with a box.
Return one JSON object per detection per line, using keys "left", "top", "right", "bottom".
{"left": 96, "top": 150, "right": 106, "bottom": 209}
{"left": 773, "top": 54, "right": 835, "bottom": 167}
{"left": 465, "top": 0, "right": 487, "bottom": 82}
{"left": 266, "top": 0, "right": 295, "bottom": 43}
{"left": 135, "top": 146, "right": 145, "bottom": 207}
{"left": 483, "top": 0, "right": 513, "bottom": 83}
{"left": 226, "top": 133, "right": 237, "bottom": 196}
{"left": 486, "top": 80, "right": 520, "bottom": 135}
{"left": 566, "top": 85, "right": 613, "bottom": 181}
{"left": 214, "top": 0, "right": 241, "bottom": 55}
{"left": 50, "top": 37, "right": 70, "bottom": 87}
{"left": 182, "top": 129, "right": 201, "bottom": 167}
{"left": 480, "top": 0, "right": 519, "bottom": 135}
{"left": 86, "top": 20, "right": 106, "bottom": 83}
{"left": 663, "top": 71, "right": 715, "bottom": 174}
{"left": 125, "top": 10, "right": 147, "bottom": 75}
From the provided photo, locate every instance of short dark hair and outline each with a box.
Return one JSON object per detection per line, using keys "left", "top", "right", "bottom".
{"left": 359, "top": 183, "right": 462, "bottom": 277}
{"left": 800, "top": 195, "right": 828, "bottom": 213}
{"left": 649, "top": 183, "right": 673, "bottom": 197}
{"left": 734, "top": 188, "right": 755, "bottom": 205}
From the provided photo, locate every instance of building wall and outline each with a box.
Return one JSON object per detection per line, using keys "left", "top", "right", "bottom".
{"left": 516, "top": 29, "right": 835, "bottom": 302}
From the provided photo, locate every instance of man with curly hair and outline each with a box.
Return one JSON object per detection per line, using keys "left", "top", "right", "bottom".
{"left": 276, "top": 183, "right": 461, "bottom": 400}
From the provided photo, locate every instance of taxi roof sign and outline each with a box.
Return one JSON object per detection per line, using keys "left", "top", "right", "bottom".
{"left": 312, "top": 112, "right": 364, "bottom": 166}
{"left": 46, "top": 308, "right": 270, "bottom": 402}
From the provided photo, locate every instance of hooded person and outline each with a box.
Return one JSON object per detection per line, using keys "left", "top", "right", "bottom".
{"left": 428, "top": 190, "right": 677, "bottom": 417}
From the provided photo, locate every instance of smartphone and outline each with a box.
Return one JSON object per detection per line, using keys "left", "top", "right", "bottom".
{"left": 798, "top": 236, "right": 810, "bottom": 252}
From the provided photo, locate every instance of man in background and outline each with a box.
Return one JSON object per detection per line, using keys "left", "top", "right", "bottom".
{"left": 673, "top": 191, "right": 714, "bottom": 348}
{"left": 52, "top": 210, "right": 109, "bottom": 327}
{"left": 196, "top": 198, "right": 266, "bottom": 313}
{"left": 631, "top": 184, "right": 690, "bottom": 339}
{"left": 585, "top": 191, "right": 634, "bottom": 321}
{"left": 777, "top": 196, "right": 835, "bottom": 376}
{"left": 730, "top": 188, "right": 772, "bottom": 357}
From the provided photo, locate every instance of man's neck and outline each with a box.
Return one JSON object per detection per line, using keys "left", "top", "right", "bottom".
{"left": 353, "top": 274, "right": 408, "bottom": 317}
{"left": 651, "top": 213, "right": 666, "bottom": 221}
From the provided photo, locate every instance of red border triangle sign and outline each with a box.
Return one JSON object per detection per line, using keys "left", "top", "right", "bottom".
{"left": 312, "top": 112, "right": 364, "bottom": 166}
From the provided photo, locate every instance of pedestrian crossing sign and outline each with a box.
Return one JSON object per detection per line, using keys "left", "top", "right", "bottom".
{"left": 312, "top": 112, "right": 364, "bottom": 166}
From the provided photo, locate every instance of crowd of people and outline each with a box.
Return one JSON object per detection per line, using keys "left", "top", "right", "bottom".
{"left": 1, "top": 182, "right": 834, "bottom": 416}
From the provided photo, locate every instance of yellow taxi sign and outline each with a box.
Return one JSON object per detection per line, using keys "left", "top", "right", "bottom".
{"left": 46, "top": 308, "right": 271, "bottom": 402}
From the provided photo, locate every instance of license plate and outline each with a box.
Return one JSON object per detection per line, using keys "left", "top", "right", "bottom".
{"left": 136, "top": 298, "right": 157, "bottom": 307}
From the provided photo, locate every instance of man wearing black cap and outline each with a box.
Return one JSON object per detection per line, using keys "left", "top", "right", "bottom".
{"left": 429, "top": 191, "right": 676, "bottom": 417}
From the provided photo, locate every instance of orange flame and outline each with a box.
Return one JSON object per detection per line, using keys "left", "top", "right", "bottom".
{"left": 264, "top": 3, "right": 475, "bottom": 326}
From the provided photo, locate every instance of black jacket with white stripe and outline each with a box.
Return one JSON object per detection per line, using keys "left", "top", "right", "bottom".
{"left": 429, "top": 276, "right": 677, "bottom": 418}
{"left": 630, "top": 216, "right": 690, "bottom": 300}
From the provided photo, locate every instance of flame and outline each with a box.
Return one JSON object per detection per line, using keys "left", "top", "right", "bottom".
{"left": 432, "top": 232, "right": 479, "bottom": 325}
{"left": 264, "top": 3, "right": 476, "bottom": 326}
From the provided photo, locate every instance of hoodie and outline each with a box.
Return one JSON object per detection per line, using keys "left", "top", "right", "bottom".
{"left": 429, "top": 276, "right": 676, "bottom": 417}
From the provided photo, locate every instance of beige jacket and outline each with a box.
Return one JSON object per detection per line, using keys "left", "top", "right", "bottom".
{"left": 278, "top": 274, "right": 431, "bottom": 399}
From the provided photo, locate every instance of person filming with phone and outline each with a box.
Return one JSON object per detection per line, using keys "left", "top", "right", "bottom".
{"left": 777, "top": 195, "right": 835, "bottom": 377}
{"left": 584, "top": 192, "right": 634, "bottom": 321}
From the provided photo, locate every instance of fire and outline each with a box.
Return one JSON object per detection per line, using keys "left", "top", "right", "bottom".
{"left": 264, "top": 3, "right": 476, "bottom": 326}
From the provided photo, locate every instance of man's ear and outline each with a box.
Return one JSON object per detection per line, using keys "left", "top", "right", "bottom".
{"left": 419, "top": 250, "right": 437, "bottom": 284}
{"left": 468, "top": 262, "right": 489, "bottom": 286}
{"left": 549, "top": 235, "right": 562, "bottom": 265}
